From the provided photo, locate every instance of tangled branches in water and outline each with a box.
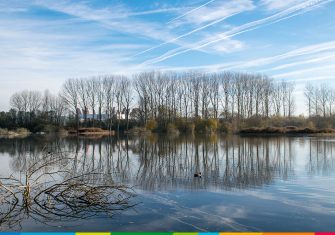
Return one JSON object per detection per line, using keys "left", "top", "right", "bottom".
{"left": 0, "top": 148, "right": 137, "bottom": 230}
{"left": 34, "top": 176, "right": 135, "bottom": 219}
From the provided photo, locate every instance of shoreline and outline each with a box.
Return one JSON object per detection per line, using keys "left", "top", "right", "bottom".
{"left": 2, "top": 126, "right": 335, "bottom": 139}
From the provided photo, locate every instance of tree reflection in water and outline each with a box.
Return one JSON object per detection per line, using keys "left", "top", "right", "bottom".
{"left": 1, "top": 135, "right": 335, "bottom": 229}
{"left": 0, "top": 143, "right": 136, "bottom": 230}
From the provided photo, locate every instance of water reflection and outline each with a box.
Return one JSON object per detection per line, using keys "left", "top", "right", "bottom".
{"left": 1, "top": 135, "right": 334, "bottom": 192}
{"left": 1, "top": 135, "right": 335, "bottom": 231}
{"left": 0, "top": 138, "right": 136, "bottom": 230}
{"left": 306, "top": 138, "right": 335, "bottom": 176}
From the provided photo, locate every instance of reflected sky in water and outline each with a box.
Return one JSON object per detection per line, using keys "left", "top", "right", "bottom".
{"left": 0, "top": 135, "right": 334, "bottom": 231}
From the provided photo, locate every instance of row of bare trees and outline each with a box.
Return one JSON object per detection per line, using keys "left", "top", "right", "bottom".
{"left": 9, "top": 90, "right": 66, "bottom": 127}
{"left": 62, "top": 75, "right": 132, "bottom": 131}
{"left": 7, "top": 70, "right": 299, "bottom": 131}
{"left": 305, "top": 83, "right": 335, "bottom": 117}
{"left": 132, "top": 71, "right": 295, "bottom": 124}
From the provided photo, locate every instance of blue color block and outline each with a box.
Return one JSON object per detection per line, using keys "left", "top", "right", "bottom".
{"left": 21, "top": 233, "right": 75, "bottom": 235}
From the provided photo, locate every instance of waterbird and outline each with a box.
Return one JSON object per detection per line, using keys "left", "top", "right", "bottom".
{"left": 194, "top": 172, "right": 202, "bottom": 178}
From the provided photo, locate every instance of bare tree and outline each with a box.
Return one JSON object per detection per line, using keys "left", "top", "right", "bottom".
{"left": 305, "top": 83, "right": 314, "bottom": 117}
{"left": 103, "top": 76, "right": 116, "bottom": 132}
{"left": 61, "top": 79, "right": 80, "bottom": 130}
{"left": 120, "top": 77, "right": 133, "bottom": 131}
{"left": 86, "top": 78, "right": 98, "bottom": 127}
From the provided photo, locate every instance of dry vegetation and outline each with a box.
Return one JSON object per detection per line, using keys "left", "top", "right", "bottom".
{"left": 0, "top": 128, "right": 30, "bottom": 138}
{"left": 67, "top": 127, "right": 115, "bottom": 136}
{"left": 239, "top": 126, "right": 335, "bottom": 135}
{"left": 0, "top": 150, "right": 136, "bottom": 229}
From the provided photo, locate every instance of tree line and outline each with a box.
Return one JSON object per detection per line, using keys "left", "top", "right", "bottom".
{"left": 305, "top": 83, "right": 335, "bottom": 118}
{"left": 1, "top": 70, "right": 334, "bottom": 133}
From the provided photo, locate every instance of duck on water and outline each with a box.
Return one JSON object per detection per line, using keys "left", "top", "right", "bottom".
{"left": 194, "top": 172, "right": 202, "bottom": 178}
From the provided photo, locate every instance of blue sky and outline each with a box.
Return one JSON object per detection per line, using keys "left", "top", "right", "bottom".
{"left": 1, "top": 0, "right": 335, "bottom": 114}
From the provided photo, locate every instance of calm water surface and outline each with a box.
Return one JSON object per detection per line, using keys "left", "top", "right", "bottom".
{"left": 0, "top": 135, "right": 334, "bottom": 231}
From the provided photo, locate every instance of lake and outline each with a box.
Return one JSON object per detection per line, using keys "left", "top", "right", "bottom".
{"left": 0, "top": 135, "right": 334, "bottom": 232}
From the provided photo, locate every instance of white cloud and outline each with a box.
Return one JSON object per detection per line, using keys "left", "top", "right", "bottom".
{"left": 263, "top": 53, "right": 335, "bottom": 72}
{"left": 140, "top": 0, "right": 333, "bottom": 66}
{"left": 0, "top": 7, "right": 27, "bottom": 13}
{"left": 272, "top": 64, "right": 335, "bottom": 79}
{"left": 260, "top": 0, "right": 306, "bottom": 11}
{"left": 156, "top": 40, "right": 335, "bottom": 77}
{"left": 33, "top": 0, "right": 216, "bottom": 59}
{"left": 33, "top": 0, "right": 177, "bottom": 43}
{"left": 132, "top": 7, "right": 248, "bottom": 57}
{"left": 167, "top": 0, "right": 216, "bottom": 24}
{"left": 209, "top": 38, "right": 245, "bottom": 53}
{"left": 174, "top": 0, "right": 255, "bottom": 25}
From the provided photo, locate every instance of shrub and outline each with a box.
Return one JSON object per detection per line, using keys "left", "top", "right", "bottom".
{"left": 166, "top": 123, "right": 179, "bottom": 135}
{"left": 78, "top": 127, "right": 105, "bottom": 133}
{"left": 244, "top": 115, "right": 263, "bottom": 127}
{"left": 306, "top": 121, "right": 315, "bottom": 129}
{"left": 174, "top": 118, "right": 194, "bottom": 134}
{"left": 145, "top": 120, "right": 157, "bottom": 131}
{"left": 185, "top": 122, "right": 195, "bottom": 133}
{"left": 218, "top": 122, "right": 233, "bottom": 133}
{"left": 195, "top": 119, "right": 218, "bottom": 133}
{"left": 126, "top": 127, "right": 151, "bottom": 135}
{"left": 15, "top": 128, "right": 29, "bottom": 134}
{"left": 0, "top": 128, "right": 8, "bottom": 135}
{"left": 43, "top": 124, "right": 57, "bottom": 133}
{"left": 207, "top": 119, "right": 218, "bottom": 130}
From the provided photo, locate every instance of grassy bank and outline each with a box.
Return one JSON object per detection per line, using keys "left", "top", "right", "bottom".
{"left": 0, "top": 128, "right": 31, "bottom": 138}
{"left": 239, "top": 126, "right": 335, "bottom": 135}
{"left": 68, "top": 127, "right": 115, "bottom": 136}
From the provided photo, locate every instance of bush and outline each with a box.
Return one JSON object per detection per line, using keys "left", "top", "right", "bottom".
{"left": 208, "top": 119, "right": 218, "bottom": 129}
{"left": 78, "top": 127, "right": 105, "bottom": 133}
{"left": 146, "top": 120, "right": 157, "bottom": 131}
{"left": 166, "top": 123, "right": 179, "bottom": 135}
{"left": 244, "top": 115, "right": 263, "bottom": 127}
{"left": 15, "top": 128, "right": 29, "bottom": 134}
{"left": 174, "top": 118, "right": 195, "bottom": 133}
{"left": 185, "top": 122, "right": 195, "bottom": 133}
{"left": 306, "top": 121, "right": 315, "bottom": 129}
{"left": 43, "top": 124, "right": 58, "bottom": 133}
{"left": 195, "top": 119, "right": 218, "bottom": 133}
{"left": 218, "top": 122, "right": 233, "bottom": 133}
{"left": 0, "top": 128, "right": 8, "bottom": 135}
{"left": 126, "top": 127, "right": 151, "bottom": 135}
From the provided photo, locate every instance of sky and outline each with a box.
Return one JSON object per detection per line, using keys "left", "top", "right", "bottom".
{"left": 1, "top": 0, "right": 335, "bottom": 114}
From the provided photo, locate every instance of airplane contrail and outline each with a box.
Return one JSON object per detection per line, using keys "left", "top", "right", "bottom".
{"left": 139, "top": 0, "right": 333, "bottom": 66}
{"left": 167, "top": 0, "right": 216, "bottom": 24}
{"left": 131, "top": 0, "right": 223, "bottom": 58}
{"left": 132, "top": 11, "right": 241, "bottom": 58}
